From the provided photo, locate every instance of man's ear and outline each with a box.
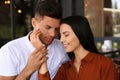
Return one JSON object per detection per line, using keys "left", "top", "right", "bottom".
{"left": 32, "top": 18, "right": 37, "bottom": 28}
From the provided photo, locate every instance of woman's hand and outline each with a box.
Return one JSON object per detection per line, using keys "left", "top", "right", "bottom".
{"left": 25, "top": 45, "right": 48, "bottom": 74}
{"left": 30, "top": 28, "right": 43, "bottom": 48}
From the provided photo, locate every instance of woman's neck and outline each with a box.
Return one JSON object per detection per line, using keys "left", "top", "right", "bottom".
{"left": 74, "top": 46, "right": 89, "bottom": 63}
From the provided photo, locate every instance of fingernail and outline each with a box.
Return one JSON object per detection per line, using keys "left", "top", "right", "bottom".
{"left": 42, "top": 44, "right": 45, "bottom": 46}
{"left": 36, "top": 28, "right": 39, "bottom": 30}
{"left": 46, "top": 55, "right": 49, "bottom": 58}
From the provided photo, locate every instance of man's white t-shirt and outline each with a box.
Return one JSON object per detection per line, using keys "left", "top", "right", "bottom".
{"left": 0, "top": 34, "right": 69, "bottom": 80}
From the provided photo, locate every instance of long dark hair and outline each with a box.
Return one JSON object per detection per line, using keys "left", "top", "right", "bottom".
{"left": 60, "top": 15, "right": 99, "bottom": 58}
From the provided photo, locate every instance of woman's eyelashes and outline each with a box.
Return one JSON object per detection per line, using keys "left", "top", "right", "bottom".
{"left": 64, "top": 34, "right": 69, "bottom": 37}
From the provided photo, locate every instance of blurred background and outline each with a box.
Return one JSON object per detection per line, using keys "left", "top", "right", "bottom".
{"left": 0, "top": 0, "right": 120, "bottom": 78}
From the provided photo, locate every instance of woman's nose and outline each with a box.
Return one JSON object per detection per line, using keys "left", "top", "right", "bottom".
{"left": 60, "top": 36, "right": 64, "bottom": 43}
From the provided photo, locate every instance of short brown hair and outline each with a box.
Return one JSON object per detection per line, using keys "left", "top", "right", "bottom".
{"left": 34, "top": 0, "right": 62, "bottom": 19}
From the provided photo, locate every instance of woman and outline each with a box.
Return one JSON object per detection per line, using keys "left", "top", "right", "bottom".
{"left": 38, "top": 15, "right": 118, "bottom": 80}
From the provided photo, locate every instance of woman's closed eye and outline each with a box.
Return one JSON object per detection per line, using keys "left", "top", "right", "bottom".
{"left": 62, "top": 31, "right": 70, "bottom": 37}
{"left": 64, "top": 34, "right": 69, "bottom": 37}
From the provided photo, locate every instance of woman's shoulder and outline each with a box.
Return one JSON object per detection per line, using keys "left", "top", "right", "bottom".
{"left": 91, "top": 52, "right": 114, "bottom": 65}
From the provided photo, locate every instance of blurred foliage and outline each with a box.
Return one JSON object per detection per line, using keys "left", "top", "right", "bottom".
{"left": 0, "top": 25, "right": 28, "bottom": 39}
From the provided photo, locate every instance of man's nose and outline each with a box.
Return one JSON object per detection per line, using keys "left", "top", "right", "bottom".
{"left": 50, "top": 29, "right": 56, "bottom": 37}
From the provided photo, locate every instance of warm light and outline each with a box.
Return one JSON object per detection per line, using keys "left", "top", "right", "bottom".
{"left": 18, "top": 9, "right": 22, "bottom": 14}
{"left": 104, "top": 8, "right": 120, "bottom": 12}
{"left": 4, "top": 0, "right": 10, "bottom": 4}
{"left": 85, "top": 3, "right": 88, "bottom": 7}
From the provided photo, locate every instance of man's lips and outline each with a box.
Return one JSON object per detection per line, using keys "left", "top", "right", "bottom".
{"left": 46, "top": 38, "right": 54, "bottom": 43}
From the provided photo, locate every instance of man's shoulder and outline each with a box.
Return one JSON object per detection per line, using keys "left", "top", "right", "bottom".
{"left": 52, "top": 39, "right": 62, "bottom": 45}
{"left": 51, "top": 39, "right": 64, "bottom": 48}
{"left": 53, "top": 39, "right": 60, "bottom": 43}
{"left": 1, "top": 36, "right": 27, "bottom": 49}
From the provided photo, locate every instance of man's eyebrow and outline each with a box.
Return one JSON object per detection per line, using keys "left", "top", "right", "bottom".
{"left": 45, "top": 25, "right": 52, "bottom": 28}
{"left": 45, "top": 25, "right": 59, "bottom": 29}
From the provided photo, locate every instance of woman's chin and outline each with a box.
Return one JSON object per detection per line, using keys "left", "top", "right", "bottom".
{"left": 65, "top": 49, "right": 71, "bottom": 53}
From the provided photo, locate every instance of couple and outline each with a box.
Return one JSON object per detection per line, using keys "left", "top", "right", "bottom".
{"left": 0, "top": 1, "right": 118, "bottom": 80}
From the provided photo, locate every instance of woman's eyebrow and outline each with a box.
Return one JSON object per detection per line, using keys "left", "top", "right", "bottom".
{"left": 62, "top": 31, "right": 69, "bottom": 34}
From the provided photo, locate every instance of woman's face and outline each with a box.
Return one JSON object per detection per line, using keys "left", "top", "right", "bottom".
{"left": 60, "top": 23, "right": 80, "bottom": 52}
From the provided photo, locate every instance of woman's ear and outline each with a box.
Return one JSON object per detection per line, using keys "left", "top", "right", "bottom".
{"left": 31, "top": 18, "right": 37, "bottom": 28}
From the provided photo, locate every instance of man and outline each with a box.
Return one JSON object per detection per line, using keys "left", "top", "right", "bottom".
{"left": 0, "top": 1, "right": 69, "bottom": 80}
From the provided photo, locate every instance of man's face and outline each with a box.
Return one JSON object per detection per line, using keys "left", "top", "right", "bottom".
{"left": 32, "top": 16, "right": 60, "bottom": 46}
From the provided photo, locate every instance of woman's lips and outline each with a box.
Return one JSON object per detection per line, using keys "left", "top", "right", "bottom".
{"left": 63, "top": 44, "right": 68, "bottom": 48}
